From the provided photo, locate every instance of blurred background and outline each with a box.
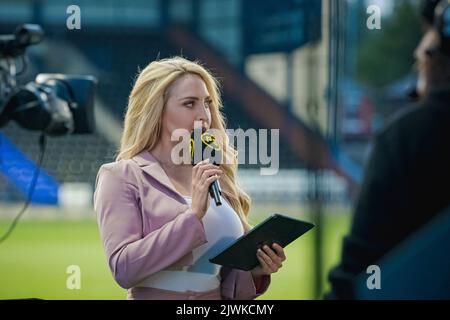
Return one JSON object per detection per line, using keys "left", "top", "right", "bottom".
{"left": 0, "top": 0, "right": 423, "bottom": 299}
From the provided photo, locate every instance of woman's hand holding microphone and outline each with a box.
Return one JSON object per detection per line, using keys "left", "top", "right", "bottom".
{"left": 191, "top": 159, "right": 223, "bottom": 220}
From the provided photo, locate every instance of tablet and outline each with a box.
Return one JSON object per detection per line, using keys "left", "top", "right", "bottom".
{"left": 209, "top": 214, "right": 315, "bottom": 271}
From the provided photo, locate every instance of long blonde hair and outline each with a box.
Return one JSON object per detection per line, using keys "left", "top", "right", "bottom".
{"left": 117, "top": 56, "right": 252, "bottom": 231}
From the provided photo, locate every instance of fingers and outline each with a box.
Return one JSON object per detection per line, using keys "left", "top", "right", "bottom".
{"left": 194, "top": 160, "right": 223, "bottom": 188}
{"left": 192, "top": 159, "right": 209, "bottom": 176}
{"left": 201, "top": 168, "right": 222, "bottom": 182}
{"left": 191, "top": 160, "right": 221, "bottom": 220}
{"left": 254, "top": 244, "right": 287, "bottom": 276}
{"left": 256, "top": 252, "right": 271, "bottom": 273}
{"left": 257, "top": 248, "right": 280, "bottom": 273}
{"left": 204, "top": 174, "right": 220, "bottom": 187}
{"left": 262, "top": 245, "right": 284, "bottom": 266}
{"left": 256, "top": 244, "right": 285, "bottom": 273}
{"left": 193, "top": 159, "right": 221, "bottom": 180}
{"left": 271, "top": 243, "right": 286, "bottom": 262}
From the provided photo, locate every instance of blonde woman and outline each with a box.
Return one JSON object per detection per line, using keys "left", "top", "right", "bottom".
{"left": 94, "top": 57, "right": 286, "bottom": 300}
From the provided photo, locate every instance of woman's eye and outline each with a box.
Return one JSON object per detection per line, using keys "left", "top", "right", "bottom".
{"left": 205, "top": 101, "right": 211, "bottom": 109}
{"left": 184, "top": 101, "right": 194, "bottom": 108}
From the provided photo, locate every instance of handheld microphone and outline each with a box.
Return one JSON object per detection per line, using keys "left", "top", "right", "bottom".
{"left": 190, "top": 128, "right": 222, "bottom": 206}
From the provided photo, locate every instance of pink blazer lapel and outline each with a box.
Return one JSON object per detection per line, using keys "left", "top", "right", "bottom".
{"left": 131, "top": 150, "right": 184, "bottom": 200}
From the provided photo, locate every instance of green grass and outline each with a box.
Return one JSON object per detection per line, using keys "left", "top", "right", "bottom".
{"left": 0, "top": 209, "right": 351, "bottom": 300}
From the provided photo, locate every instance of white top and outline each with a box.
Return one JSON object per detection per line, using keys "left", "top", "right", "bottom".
{"left": 136, "top": 196, "right": 245, "bottom": 292}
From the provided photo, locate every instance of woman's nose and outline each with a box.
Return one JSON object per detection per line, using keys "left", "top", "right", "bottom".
{"left": 196, "top": 105, "right": 209, "bottom": 123}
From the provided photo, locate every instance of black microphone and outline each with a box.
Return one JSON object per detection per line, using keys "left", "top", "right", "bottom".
{"left": 190, "top": 128, "right": 222, "bottom": 206}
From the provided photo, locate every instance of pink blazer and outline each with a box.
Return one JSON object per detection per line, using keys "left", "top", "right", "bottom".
{"left": 93, "top": 149, "right": 270, "bottom": 300}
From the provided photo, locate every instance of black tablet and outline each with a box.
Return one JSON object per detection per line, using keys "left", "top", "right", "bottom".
{"left": 209, "top": 213, "right": 315, "bottom": 271}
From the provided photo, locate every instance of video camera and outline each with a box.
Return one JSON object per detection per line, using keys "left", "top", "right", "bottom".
{"left": 0, "top": 24, "right": 97, "bottom": 135}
